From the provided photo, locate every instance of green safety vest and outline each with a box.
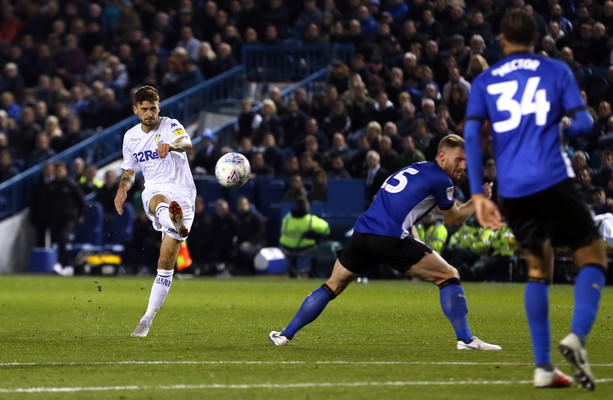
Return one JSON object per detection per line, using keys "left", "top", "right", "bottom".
{"left": 417, "top": 222, "right": 448, "bottom": 253}
{"left": 491, "top": 226, "right": 517, "bottom": 256}
{"left": 279, "top": 213, "right": 330, "bottom": 250}
{"left": 449, "top": 224, "right": 493, "bottom": 255}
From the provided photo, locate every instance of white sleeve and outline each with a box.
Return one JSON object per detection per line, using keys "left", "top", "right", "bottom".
{"left": 166, "top": 119, "right": 189, "bottom": 143}
{"left": 120, "top": 134, "right": 137, "bottom": 171}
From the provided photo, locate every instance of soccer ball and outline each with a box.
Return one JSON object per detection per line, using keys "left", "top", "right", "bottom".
{"left": 215, "top": 152, "right": 251, "bottom": 188}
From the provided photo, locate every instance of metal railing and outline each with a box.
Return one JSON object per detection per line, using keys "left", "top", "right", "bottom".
{"left": 242, "top": 44, "right": 354, "bottom": 80}
{"left": 0, "top": 66, "right": 246, "bottom": 220}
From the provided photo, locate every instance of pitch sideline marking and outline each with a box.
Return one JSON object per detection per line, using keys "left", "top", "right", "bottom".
{"left": 1, "top": 379, "right": 613, "bottom": 393}
{"left": 1, "top": 360, "right": 613, "bottom": 367}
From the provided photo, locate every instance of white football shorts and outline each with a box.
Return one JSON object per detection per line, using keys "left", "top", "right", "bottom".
{"left": 142, "top": 186, "right": 196, "bottom": 241}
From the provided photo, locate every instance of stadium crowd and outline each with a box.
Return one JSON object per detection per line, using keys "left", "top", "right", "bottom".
{"left": 2, "top": 0, "right": 612, "bottom": 276}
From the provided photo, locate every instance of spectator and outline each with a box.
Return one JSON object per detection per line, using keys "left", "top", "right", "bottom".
{"left": 13, "top": 106, "right": 40, "bottom": 157}
{"left": 234, "top": 196, "right": 266, "bottom": 275}
{"left": 299, "top": 150, "right": 319, "bottom": 179}
{"left": 26, "top": 133, "right": 55, "bottom": 169}
{"left": 0, "top": 63, "right": 25, "bottom": 104}
{"left": 1, "top": 91, "right": 21, "bottom": 122}
{"left": 193, "top": 130, "right": 222, "bottom": 176}
{"left": 322, "top": 99, "right": 352, "bottom": 141}
{"left": 177, "top": 26, "right": 200, "bottom": 61}
{"left": 592, "top": 186, "right": 613, "bottom": 215}
{"left": 30, "top": 162, "right": 55, "bottom": 247}
{"left": 395, "top": 101, "right": 417, "bottom": 136}
{"left": 197, "top": 41, "right": 218, "bottom": 78}
{"left": 378, "top": 135, "right": 399, "bottom": 172}
{"left": 327, "top": 155, "right": 351, "bottom": 179}
{"left": 97, "top": 169, "right": 119, "bottom": 215}
{"left": 0, "top": 149, "right": 20, "bottom": 182}
{"left": 79, "top": 164, "right": 103, "bottom": 195}
{"left": 383, "top": 121, "right": 403, "bottom": 153}
{"left": 210, "top": 42, "right": 238, "bottom": 77}
{"left": 411, "top": 118, "right": 434, "bottom": 156}
{"left": 373, "top": 91, "right": 398, "bottom": 126}
{"left": 237, "top": 136, "right": 255, "bottom": 162}
{"left": 55, "top": 34, "right": 87, "bottom": 85}
{"left": 465, "top": 53, "right": 489, "bottom": 83}
{"left": 248, "top": 150, "right": 273, "bottom": 177}
{"left": 178, "top": 59, "right": 204, "bottom": 92}
{"left": 280, "top": 99, "right": 309, "bottom": 148}
{"left": 262, "top": 132, "right": 284, "bottom": 175}
{"left": 256, "top": 99, "right": 282, "bottom": 145}
{"left": 397, "top": 134, "right": 426, "bottom": 169}
{"left": 279, "top": 196, "right": 330, "bottom": 277}
{"left": 344, "top": 82, "right": 376, "bottom": 132}
{"left": 325, "top": 132, "right": 353, "bottom": 164}
{"left": 283, "top": 173, "right": 308, "bottom": 202}
{"left": 308, "top": 167, "right": 328, "bottom": 202}
{"left": 209, "top": 198, "right": 239, "bottom": 274}
{"left": 48, "top": 162, "right": 84, "bottom": 270}
{"left": 364, "top": 149, "right": 389, "bottom": 206}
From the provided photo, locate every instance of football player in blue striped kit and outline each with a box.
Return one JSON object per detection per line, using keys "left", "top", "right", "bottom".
{"left": 270, "top": 134, "right": 501, "bottom": 352}
{"left": 464, "top": 10, "right": 607, "bottom": 390}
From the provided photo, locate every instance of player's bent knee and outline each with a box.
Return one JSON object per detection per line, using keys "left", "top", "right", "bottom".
{"left": 321, "top": 283, "right": 337, "bottom": 300}
{"left": 438, "top": 277, "right": 461, "bottom": 289}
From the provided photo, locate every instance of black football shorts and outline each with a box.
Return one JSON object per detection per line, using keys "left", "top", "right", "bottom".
{"left": 338, "top": 231, "right": 432, "bottom": 275}
{"left": 501, "top": 178, "right": 600, "bottom": 250}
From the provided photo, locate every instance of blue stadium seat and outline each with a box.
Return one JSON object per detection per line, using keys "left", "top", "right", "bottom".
{"left": 104, "top": 202, "right": 135, "bottom": 246}
{"left": 255, "top": 178, "right": 286, "bottom": 216}
{"left": 326, "top": 179, "right": 365, "bottom": 215}
{"left": 72, "top": 201, "right": 104, "bottom": 246}
{"left": 194, "top": 176, "right": 225, "bottom": 207}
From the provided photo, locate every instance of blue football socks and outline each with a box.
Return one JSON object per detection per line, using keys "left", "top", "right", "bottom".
{"left": 525, "top": 281, "right": 551, "bottom": 367}
{"left": 281, "top": 287, "right": 332, "bottom": 339}
{"left": 571, "top": 265, "right": 606, "bottom": 341}
{"left": 439, "top": 284, "right": 472, "bottom": 342}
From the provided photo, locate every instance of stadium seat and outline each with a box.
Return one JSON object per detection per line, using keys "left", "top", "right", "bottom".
{"left": 103, "top": 202, "right": 135, "bottom": 246}
{"left": 255, "top": 178, "right": 286, "bottom": 216}
{"left": 72, "top": 201, "right": 105, "bottom": 247}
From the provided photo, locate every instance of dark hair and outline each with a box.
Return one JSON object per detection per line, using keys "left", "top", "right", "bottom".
{"left": 500, "top": 10, "right": 537, "bottom": 46}
{"left": 133, "top": 85, "right": 160, "bottom": 105}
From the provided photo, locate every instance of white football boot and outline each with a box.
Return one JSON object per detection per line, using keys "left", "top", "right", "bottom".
{"left": 131, "top": 320, "right": 151, "bottom": 338}
{"left": 269, "top": 331, "right": 289, "bottom": 346}
{"left": 534, "top": 367, "right": 572, "bottom": 388}
{"left": 456, "top": 336, "right": 502, "bottom": 350}
{"left": 559, "top": 333, "right": 596, "bottom": 390}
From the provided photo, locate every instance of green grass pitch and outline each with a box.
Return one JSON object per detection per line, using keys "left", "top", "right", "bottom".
{"left": 0, "top": 275, "right": 611, "bottom": 399}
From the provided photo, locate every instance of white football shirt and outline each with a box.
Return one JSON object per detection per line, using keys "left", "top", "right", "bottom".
{"left": 120, "top": 116, "right": 196, "bottom": 194}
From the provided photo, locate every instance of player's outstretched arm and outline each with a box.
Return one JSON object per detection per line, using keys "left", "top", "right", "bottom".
{"left": 438, "top": 182, "right": 494, "bottom": 226}
{"left": 157, "top": 136, "right": 192, "bottom": 158}
{"left": 114, "top": 169, "right": 135, "bottom": 215}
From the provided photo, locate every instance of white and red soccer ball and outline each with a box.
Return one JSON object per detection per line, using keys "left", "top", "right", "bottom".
{"left": 215, "top": 152, "right": 251, "bottom": 188}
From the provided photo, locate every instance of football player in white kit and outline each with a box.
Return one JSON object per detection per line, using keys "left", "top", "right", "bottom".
{"left": 114, "top": 85, "right": 197, "bottom": 337}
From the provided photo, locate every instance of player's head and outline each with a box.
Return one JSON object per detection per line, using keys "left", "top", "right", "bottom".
{"left": 436, "top": 134, "right": 466, "bottom": 183}
{"left": 133, "top": 85, "right": 160, "bottom": 130}
{"left": 500, "top": 10, "right": 537, "bottom": 54}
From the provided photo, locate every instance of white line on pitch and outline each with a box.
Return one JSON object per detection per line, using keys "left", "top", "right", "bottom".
{"left": 2, "top": 379, "right": 613, "bottom": 394}
{"left": 1, "top": 360, "right": 613, "bottom": 367}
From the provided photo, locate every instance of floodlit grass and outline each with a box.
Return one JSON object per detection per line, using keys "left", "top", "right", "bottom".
{"left": 0, "top": 275, "right": 611, "bottom": 400}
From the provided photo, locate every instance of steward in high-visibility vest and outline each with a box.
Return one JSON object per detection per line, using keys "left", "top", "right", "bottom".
{"left": 416, "top": 213, "right": 448, "bottom": 253}
{"left": 490, "top": 226, "right": 518, "bottom": 257}
{"left": 279, "top": 197, "right": 330, "bottom": 251}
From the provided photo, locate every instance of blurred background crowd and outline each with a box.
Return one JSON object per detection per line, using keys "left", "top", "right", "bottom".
{"left": 2, "top": 0, "right": 613, "bottom": 278}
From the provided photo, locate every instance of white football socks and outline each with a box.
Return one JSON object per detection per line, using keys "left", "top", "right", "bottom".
{"left": 141, "top": 269, "right": 174, "bottom": 325}
{"left": 155, "top": 202, "right": 175, "bottom": 231}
